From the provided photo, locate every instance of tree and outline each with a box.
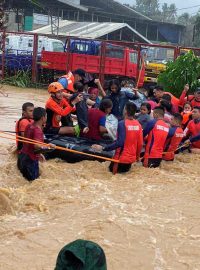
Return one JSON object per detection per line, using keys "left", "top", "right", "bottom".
{"left": 177, "top": 12, "right": 190, "bottom": 26}
{"left": 135, "top": 0, "right": 160, "bottom": 17}
{"left": 161, "top": 3, "right": 177, "bottom": 23}
{"left": 193, "top": 15, "right": 200, "bottom": 47}
{"left": 158, "top": 51, "right": 200, "bottom": 97}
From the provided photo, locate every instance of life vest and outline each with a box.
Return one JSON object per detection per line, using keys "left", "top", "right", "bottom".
{"left": 144, "top": 119, "right": 169, "bottom": 160}
{"left": 114, "top": 119, "right": 143, "bottom": 164}
{"left": 163, "top": 127, "right": 184, "bottom": 161}
{"left": 85, "top": 108, "right": 106, "bottom": 140}
{"left": 45, "top": 97, "right": 74, "bottom": 129}
{"left": 15, "top": 118, "right": 33, "bottom": 151}
{"left": 60, "top": 71, "right": 75, "bottom": 92}
{"left": 181, "top": 112, "right": 192, "bottom": 129}
{"left": 187, "top": 120, "right": 200, "bottom": 149}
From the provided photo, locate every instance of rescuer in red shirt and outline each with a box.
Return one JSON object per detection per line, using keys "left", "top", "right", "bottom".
{"left": 143, "top": 106, "right": 169, "bottom": 168}
{"left": 162, "top": 113, "right": 184, "bottom": 161}
{"left": 91, "top": 102, "right": 143, "bottom": 174}
{"left": 184, "top": 106, "right": 200, "bottom": 149}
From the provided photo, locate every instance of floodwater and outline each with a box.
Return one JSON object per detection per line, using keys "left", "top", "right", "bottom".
{"left": 0, "top": 85, "right": 200, "bottom": 270}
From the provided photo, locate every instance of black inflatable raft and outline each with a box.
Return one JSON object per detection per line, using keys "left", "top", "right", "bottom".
{"left": 45, "top": 135, "right": 114, "bottom": 163}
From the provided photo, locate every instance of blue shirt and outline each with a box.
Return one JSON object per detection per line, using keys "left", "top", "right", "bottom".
{"left": 58, "top": 78, "right": 68, "bottom": 89}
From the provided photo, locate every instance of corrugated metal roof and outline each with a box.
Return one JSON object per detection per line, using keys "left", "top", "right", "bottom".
{"left": 58, "top": 0, "right": 88, "bottom": 11}
{"left": 32, "top": 20, "right": 151, "bottom": 43}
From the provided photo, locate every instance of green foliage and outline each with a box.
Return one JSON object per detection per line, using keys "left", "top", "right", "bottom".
{"left": 2, "top": 70, "right": 33, "bottom": 88}
{"left": 158, "top": 51, "right": 200, "bottom": 97}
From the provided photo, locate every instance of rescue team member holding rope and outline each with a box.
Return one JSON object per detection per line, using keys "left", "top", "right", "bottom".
{"left": 17, "top": 107, "right": 55, "bottom": 181}
{"left": 44, "top": 82, "right": 82, "bottom": 136}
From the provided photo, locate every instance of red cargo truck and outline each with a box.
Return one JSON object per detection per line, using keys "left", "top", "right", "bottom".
{"left": 41, "top": 40, "right": 145, "bottom": 87}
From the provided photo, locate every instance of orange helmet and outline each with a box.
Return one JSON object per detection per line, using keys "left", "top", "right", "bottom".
{"left": 48, "top": 82, "right": 64, "bottom": 94}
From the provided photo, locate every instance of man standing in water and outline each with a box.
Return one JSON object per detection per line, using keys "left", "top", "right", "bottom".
{"left": 17, "top": 107, "right": 54, "bottom": 181}
{"left": 91, "top": 102, "right": 143, "bottom": 174}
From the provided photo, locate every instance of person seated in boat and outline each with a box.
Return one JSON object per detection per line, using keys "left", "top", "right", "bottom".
{"left": 162, "top": 113, "right": 184, "bottom": 161}
{"left": 85, "top": 99, "right": 113, "bottom": 141}
{"left": 70, "top": 81, "right": 89, "bottom": 136}
{"left": 45, "top": 82, "right": 82, "bottom": 136}
{"left": 183, "top": 106, "right": 200, "bottom": 150}
{"left": 91, "top": 102, "right": 143, "bottom": 174}
{"left": 15, "top": 102, "right": 34, "bottom": 151}
{"left": 17, "top": 107, "right": 54, "bottom": 181}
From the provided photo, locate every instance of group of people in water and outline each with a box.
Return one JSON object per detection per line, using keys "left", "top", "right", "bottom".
{"left": 15, "top": 69, "right": 200, "bottom": 181}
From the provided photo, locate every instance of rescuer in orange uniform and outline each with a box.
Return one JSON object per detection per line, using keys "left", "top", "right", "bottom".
{"left": 45, "top": 82, "right": 82, "bottom": 135}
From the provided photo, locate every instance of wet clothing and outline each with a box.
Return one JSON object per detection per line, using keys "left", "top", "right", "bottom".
{"left": 104, "top": 119, "right": 143, "bottom": 165}
{"left": 55, "top": 239, "right": 107, "bottom": 270}
{"left": 105, "top": 93, "right": 121, "bottom": 119}
{"left": 147, "top": 158, "right": 162, "bottom": 168}
{"left": 109, "top": 162, "right": 131, "bottom": 173}
{"left": 190, "top": 133, "right": 200, "bottom": 143}
{"left": 181, "top": 111, "right": 192, "bottom": 129}
{"left": 119, "top": 88, "right": 141, "bottom": 113}
{"left": 21, "top": 124, "right": 44, "bottom": 160}
{"left": 18, "top": 123, "right": 44, "bottom": 181}
{"left": 85, "top": 108, "right": 106, "bottom": 140}
{"left": 15, "top": 118, "right": 33, "bottom": 151}
{"left": 136, "top": 114, "right": 151, "bottom": 130}
{"left": 18, "top": 153, "right": 39, "bottom": 181}
{"left": 163, "top": 126, "right": 184, "bottom": 161}
{"left": 179, "top": 90, "right": 200, "bottom": 108}
{"left": 45, "top": 97, "right": 74, "bottom": 133}
{"left": 70, "top": 93, "right": 88, "bottom": 130}
{"left": 184, "top": 119, "right": 200, "bottom": 149}
{"left": 143, "top": 119, "right": 169, "bottom": 167}
{"left": 106, "top": 91, "right": 138, "bottom": 119}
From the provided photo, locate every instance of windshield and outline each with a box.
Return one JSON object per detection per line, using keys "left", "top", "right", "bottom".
{"left": 145, "top": 47, "right": 174, "bottom": 63}
{"left": 52, "top": 42, "right": 64, "bottom": 52}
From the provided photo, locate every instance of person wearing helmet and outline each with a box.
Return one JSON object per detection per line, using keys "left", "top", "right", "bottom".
{"left": 58, "top": 69, "right": 86, "bottom": 94}
{"left": 45, "top": 82, "right": 82, "bottom": 135}
{"left": 179, "top": 84, "right": 200, "bottom": 108}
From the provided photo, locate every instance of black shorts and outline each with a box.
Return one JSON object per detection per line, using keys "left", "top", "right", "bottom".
{"left": 17, "top": 153, "right": 39, "bottom": 181}
{"left": 44, "top": 127, "right": 60, "bottom": 135}
{"left": 147, "top": 158, "right": 162, "bottom": 168}
{"left": 109, "top": 162, "right": 132, "bottom": 174}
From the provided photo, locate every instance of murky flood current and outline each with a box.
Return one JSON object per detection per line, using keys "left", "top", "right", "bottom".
{"left": 0, "top": 85, "right": 200, "bottom": 270}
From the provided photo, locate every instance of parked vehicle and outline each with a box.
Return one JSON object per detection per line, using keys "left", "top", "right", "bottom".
{"left": 1, "top": 35, "right": 64, "bottom": 71}
{"left": 41, "top": 39, "right": 145, "bottom": 87}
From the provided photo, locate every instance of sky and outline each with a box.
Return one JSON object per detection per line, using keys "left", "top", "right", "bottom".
{"left": 117, "top": 0, "right": 200, "bottom": 15}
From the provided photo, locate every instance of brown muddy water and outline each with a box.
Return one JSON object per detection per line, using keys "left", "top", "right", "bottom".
{"left": 0, "top": 85, "right": 200, "bottom": 270}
